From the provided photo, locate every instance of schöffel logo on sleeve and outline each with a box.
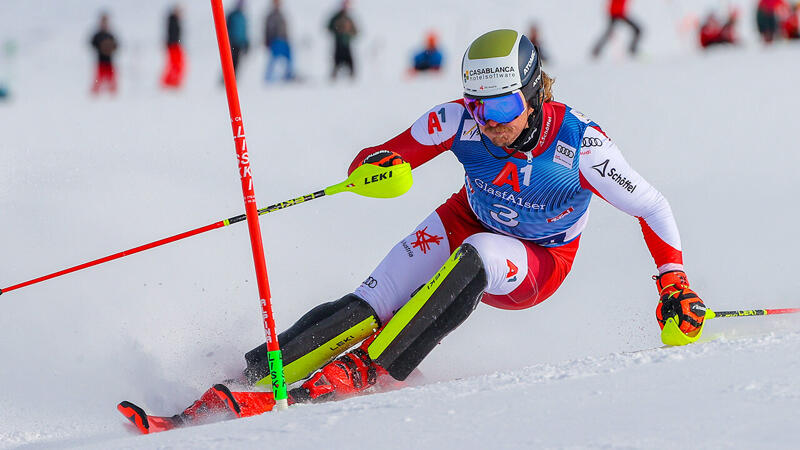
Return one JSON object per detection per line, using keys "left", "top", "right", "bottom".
{"left": 591, "top": 159, "right": 637, "bottom": 193}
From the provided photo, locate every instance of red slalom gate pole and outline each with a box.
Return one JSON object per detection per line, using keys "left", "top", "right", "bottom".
{"left": 210, "top": 0, "right": 288, "bottom": 410}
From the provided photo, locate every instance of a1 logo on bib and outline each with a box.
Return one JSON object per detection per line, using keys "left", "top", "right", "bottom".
{"left": 553, "top": 141, "right": 576, "bottom": 169}
{"left": 460, "top": 119, "right": 481, "bottom": 141}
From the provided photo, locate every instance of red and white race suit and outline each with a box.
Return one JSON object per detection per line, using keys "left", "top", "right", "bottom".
{"left": 351, "top": 100, "right": 682, "bottom": 322}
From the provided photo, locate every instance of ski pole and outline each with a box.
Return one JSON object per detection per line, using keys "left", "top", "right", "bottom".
{"left": 708, "top": 308, "right": 800, "bottom": 319}
{"left": 0, "top": 162, "right": 411, "bottom": 296}
{"left": 662, "top": 307, "right": 800, "bottom": 346}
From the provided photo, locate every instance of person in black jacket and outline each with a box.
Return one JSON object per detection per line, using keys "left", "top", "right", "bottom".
{"left": 161, "top": 4, "right": 186, "bottom": 88}
{"left": 327, "top": 0, "right": 357, "bottom": 80}
{"left": 90, "top": 12, "right": 118, "bottom": 95}
{"left": 226, "top": 0, "right": 250, "bottom": 78}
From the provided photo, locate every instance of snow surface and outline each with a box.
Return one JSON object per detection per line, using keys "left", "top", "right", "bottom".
{"left": 1, "top": 0, "right": 799, "bottom": 448}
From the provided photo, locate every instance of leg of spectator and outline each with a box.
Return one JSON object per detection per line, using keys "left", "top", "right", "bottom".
{"left": 592, "top": 17, "right": 617, "bottom": 58}
{"left": 623, "top": 16, "right": 642, "bottom": 55}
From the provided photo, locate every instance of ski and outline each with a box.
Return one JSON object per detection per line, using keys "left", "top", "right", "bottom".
{"left": 117, "top": 384, "right": 285, "bottom": 435}
{"left": 117, "top": 401, "right": 184, "bottom": 434}
{"left": 118, "top": 367, "right": 422, "bottom": 434}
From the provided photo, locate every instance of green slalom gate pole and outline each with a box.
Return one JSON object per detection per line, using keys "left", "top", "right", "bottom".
{"left": 210, "top": 0, "right": 288, "bottom": 408}
{"left": 0, "top": 162, "right": 411, "bottom": 296}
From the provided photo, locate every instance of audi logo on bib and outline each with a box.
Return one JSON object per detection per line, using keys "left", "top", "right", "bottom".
{"left": 557, "top": 144, "right": 574, "bottom": 158}
{"left": 553, "top": 141, "right": 576, "bottom": 169}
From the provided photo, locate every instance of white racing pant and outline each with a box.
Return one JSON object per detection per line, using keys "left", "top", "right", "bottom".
{"left": 354, "top": 212, "right": 532, "bottom": 324}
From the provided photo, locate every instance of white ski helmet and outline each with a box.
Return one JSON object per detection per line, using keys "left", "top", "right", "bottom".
{"left": 461, "top": 29, "right": 545, "bottom": 154}
{"left": 462, "top": 29, "right": 542, "bottom": 106}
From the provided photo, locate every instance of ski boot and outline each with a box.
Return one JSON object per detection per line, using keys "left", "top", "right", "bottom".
{"left": 290, "top": 338, "right": 399, "bottom": 403}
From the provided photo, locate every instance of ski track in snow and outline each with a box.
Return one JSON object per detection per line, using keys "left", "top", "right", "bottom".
{"left": 2, "top": 0, "right": 800, "bottom": 448}
{"left": 9, "top": 331, "right": 800, "bottom": 449}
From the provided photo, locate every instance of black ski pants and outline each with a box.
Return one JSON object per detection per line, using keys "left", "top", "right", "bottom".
{"left": 592, "top": 15, "right": 642, "bottom": 57}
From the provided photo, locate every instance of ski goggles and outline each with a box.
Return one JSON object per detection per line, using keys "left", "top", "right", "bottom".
{"left": 463, "top": 90, "right": 526, "bottom": 126}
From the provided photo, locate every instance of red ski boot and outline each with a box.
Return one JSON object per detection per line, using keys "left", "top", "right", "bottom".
{"left": 177, "top": 384, "right": 230, "bottom": 422}
{"left": 290, "top": 339, "right": 397, "bottom": 403}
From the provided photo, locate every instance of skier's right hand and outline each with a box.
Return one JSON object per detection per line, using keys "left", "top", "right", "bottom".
{"left": 362, "top": 150, "right": 405, "bottom": 168}
{"left": 654, "top": 270, "right": 707, "bottom": 335}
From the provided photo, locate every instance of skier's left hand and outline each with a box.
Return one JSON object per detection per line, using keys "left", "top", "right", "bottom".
{"left": 654, "top": 270, "right": 707, "bottom": 334}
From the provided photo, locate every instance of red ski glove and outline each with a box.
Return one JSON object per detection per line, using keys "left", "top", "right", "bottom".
{"left": 654, "top": 270, "right": 707, "bottom": 334}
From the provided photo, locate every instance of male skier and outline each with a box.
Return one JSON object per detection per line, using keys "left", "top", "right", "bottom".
{"left": 120, "top": 29, "right": 706, "bottom": 431}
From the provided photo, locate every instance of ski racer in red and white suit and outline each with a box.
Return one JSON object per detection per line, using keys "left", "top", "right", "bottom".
{"left": 349, "top": 99, "right": 683, "bottom": 319}
{"left": 127, "top": 31, "right": 707, "bottom": 425}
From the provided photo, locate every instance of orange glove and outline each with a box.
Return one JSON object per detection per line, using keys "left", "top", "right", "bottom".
{"left": 654, "top": 270, "right": 707, "bottom": 334}
{"left": 362, "top": 150, "right": 405, "bottom": 167}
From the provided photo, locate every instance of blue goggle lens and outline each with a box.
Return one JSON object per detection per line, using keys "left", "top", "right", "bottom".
{"left": 464, "top": 91, "right": 526, "bottom": 125}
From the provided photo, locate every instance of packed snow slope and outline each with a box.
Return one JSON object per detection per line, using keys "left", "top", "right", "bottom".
{"left": 1, "top": 0, "right": 799, "bottom": 448}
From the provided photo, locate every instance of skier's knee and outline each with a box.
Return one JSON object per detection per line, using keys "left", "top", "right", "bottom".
{"left": 367, "top": 243, "right": 487, "bottom": 381}
{"left": 462, "top": 232, "right": 527, "bottom": 295}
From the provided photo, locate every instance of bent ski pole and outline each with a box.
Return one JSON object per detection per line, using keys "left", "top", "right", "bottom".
{"left": 661, "top": 307, "right": 800, "bottom": 346}
{"left": 708, "top": 308, "right": 800, "bottom": 318}
{"left": 0, "top": 162, "right": 412, "bottom": 296}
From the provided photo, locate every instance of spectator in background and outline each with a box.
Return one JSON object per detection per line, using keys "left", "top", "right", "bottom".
{"left": 410, "top": 31, "right": 443, "bottom": 74}
{"left": 781, "top": 2, "right": 800, "bottom": 39}
{"left": 227, "top": 0, "right": 250, "bottom": 78}
{"left": 757, "top": 0, "right": 789, "bottom": 43}
{"left": 528, "top": 23, "right": 549, "bottom": 64}
{"left": 327, "top": 0, "right": 358, "bottom": 80}
{"left": 699, "top": 8, "right": 739, "bottom": 49}
{"left": 264, "top": 0, "right": 294, "bottom": 82}
{"left": 90, "top": 12, "right": 118, "bottom": 95}
{"left": 161, "top": 4, "right": 186, "bottom": 89}
{"left": 591, "top": 0, "right": 642, "bottom": 58}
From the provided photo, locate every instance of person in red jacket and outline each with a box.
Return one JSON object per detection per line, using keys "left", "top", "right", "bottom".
{"left": 782, "top": 2, "right": 800, "bottom": 39}
{"left": 592, "top": 0, "right": 642, "bottom": 58}
{"left": 757, "top": 0, "right": 789, "bottom": 43}
{"left": 699, "top": 9, "right": 739, "bottom": 49}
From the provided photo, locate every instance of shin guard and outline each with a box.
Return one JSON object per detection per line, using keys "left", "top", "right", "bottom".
{"left": 244, "top": 294, "right": 380, "bottom": 387}
{"left": 368, "top": 243, "right": 486, "bottom": 380}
